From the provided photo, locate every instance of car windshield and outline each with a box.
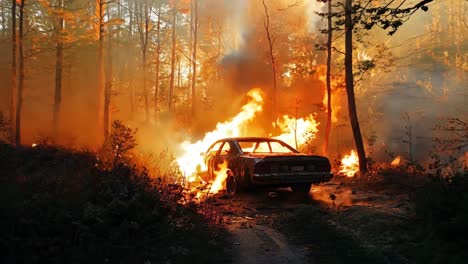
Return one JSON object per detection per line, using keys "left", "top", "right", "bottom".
{"left": 237, "top": 140, "right": 296, "bottom": 153}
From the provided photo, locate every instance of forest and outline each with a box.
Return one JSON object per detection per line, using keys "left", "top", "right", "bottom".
{"left": 0, "top": 0, "right": 466, "bottom": 167}
{"left": 0, "top": 0, "right": 467, "bottom": 263}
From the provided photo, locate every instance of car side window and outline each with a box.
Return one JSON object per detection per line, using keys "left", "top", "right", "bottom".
{"left": 219, "top": 142, "right": 231, "bottom": 156}
{"left": 254, "top": 141, "right": 271, "bottom": 153}
{"left": 209, "top": 142, "right": 223, "bottom": 156}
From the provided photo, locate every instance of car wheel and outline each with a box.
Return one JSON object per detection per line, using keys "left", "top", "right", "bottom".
{"left": 226, "top": 175, "right": 238, "bottom": 195}
{"left": 291, "top": 183, "right": 312, "bottom": 194}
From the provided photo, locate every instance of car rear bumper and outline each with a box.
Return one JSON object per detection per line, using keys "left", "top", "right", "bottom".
{"left": 252, "top": 172, "right": 333, "bottom": 185}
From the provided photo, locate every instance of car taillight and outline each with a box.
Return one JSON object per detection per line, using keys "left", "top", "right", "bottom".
{"left": 254, "top": 162, "right": 270, "bottom": 174}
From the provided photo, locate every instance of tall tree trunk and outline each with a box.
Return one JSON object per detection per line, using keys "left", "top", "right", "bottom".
{"left": 10, "top": 0, "right": 17, "bottom": 144}
{"left": 53, "top": 0, "right": 64, "bottom": 140}
{"left": 154, "top": 5, "right": 161, "bottom": 122}
{"left": 168, "top": 0, "right": 177, "bottom": 111}
{"left": 15, "top": 0, "right": 25, "bottom": 146}
{"left": 216, "top": 24, "right": 222, "bottom": 82}
{"left": 128, "top": 0, "right": 134, "bottom": 38}
{"left": 324, "top": 0, "right": 332, "bottom": 155}
{"left": 136, "top": 1, "right": 150, "bottom": 122}
{"left": 262, "top": 0, "right": 277, "bottom": 126}
{"left": 97, "top": 0, "right": 105, "bottom": 143}
{"left": 191, "top": 0, "right": 198, "bottom": 117}
{"left": 142, "top": 51, "right": 148, "bottom": 119}
{"left": 144, "top": 4, "right": 149, "bottom": 122}
{"left": 188, "top": 0, "right": 193, "bottom": 113}
{"left": 104, "top": 3, "right": 112, "bottom": 139}
{"left": 129, "top": 76, "right": 135, "bottom": 119}
{"left": 345, "top": 0, "right": 367, "bottom": 173}
{"left": 128, "top": 0, "right": 136, "bottom": 119}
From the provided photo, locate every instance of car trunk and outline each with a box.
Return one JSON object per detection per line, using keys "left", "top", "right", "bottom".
{"left": 252, "top": 155, "right": 331, "bottom": 174}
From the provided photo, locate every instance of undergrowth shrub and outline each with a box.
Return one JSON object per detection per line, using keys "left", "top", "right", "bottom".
{"left": 0, "top": 143, "right": 225, "bottom": 263}
{"left": 99, "top": 120, "right": 137, "bottom": 169}
{"left": 407, "top": 174, "right": 468, "bottom": 263}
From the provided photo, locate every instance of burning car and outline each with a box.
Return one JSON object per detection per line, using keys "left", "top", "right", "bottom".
{"left": 202, "top": 137, "right": 333, "bottom": 194}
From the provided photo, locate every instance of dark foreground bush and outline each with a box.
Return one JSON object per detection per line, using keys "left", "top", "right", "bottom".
{"left": 404, "top": 175, "right": 468, "bottom": 263}
{"left": 0, "top": 143, "right": 226, "bottom": 264}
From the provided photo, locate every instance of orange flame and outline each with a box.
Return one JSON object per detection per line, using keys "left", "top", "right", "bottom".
{"left": 176, "top": 88, "right": 264, "bottom": 181}
{"left": 209, "top": 161, "right": 228, "bottom": 194}
{"left": 391, "top": 156, "right": 401, "bottom": 166}
{"left": 339, "top": 150, "right": 359, "bottom": 177}
{"left": 274, "top": 114, "right": 319, "bottom": 150}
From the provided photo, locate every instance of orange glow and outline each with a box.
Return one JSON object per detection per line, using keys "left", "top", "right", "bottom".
{"left": 274, "top": 114, "right": 319, "bottom": 150}
{"left": 318, "top": 65, "right": 343, "bottom": 124}
{"left": 322, "top": 92, "right": 340, "bottom": 123}
{"left": 339, "top": 150, "right": 359, "bottom": 177}
{"left": 176, "top": 88, "right": 264, "bottom": 181}
{"left": 209, "top": 161, "right": 228, "bottom": 194}
{"left": 391, "top": 156, "right": 401, "bottom": 166}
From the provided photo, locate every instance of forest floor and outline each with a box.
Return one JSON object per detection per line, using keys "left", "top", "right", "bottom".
{"left": 201, "top": 176, "right": 426, "bottom": 264}
{"left": 2, "top": 142, "right": 466, "bottom": 263}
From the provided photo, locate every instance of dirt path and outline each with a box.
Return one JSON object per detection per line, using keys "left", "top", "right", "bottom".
{"left": 204, "top": 180, "right": 411, "bottom": 263}
{"left": 226, "top": 215, "right": 308, "bottom": 264}
{"left": 208, "top": 190, "right": 313, "bottom": 264}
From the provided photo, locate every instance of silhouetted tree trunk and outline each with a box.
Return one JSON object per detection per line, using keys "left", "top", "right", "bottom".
{"left": 128, "top": 0, "right": 136, "bottom": 119}
{"left": 345, "top": 0, "right": 367, "bottom": 173}
{"left": 53, "top": 0, "right": 64, "bottom": 139}
{"left": 15, "top": 0, "right": 25, "bottom": 146}
{"left": 191, "top": 0, "right": 198, "bottom": 117}
{"left": 215, "top": 22, "right": 222, "bottom": 82}
{"left": 136, "top": 0, "right": 151, "bottom": 122}
{"left": 168, "top": 0, "right": 177, "bottom": 111}
{"left": 96, "top": 0, "right": 105, "bottom": 143}
{"left": 129, "top": 76, "right": 135, "bottom": 119}
{"left": 154, "top": 4, "right": 161, "bottom": 122}
{"left": 262, "top": 0, "right": 277, "bottom": 126}
{"left": 324, "top": 0, "right": 332, "bottom": 155}
{"left": 10, "top": 0, "right": 17, "bottom": 144}
{"left": 104, "top": 3, "right": 112, "bottom": 139}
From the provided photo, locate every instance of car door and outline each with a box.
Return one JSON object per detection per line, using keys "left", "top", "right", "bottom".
{"left": 206, "top": 141, "right": 224, "bottom": 181}
{"left": 212, "top": 141, "right": 232, "bottom": 175}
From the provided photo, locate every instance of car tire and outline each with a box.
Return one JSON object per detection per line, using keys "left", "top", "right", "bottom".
{"left": 291, "top": 183, "right": 312, "bottom": 194}
{"left": 226, "top": 175, "right": 238, "bottom": 195}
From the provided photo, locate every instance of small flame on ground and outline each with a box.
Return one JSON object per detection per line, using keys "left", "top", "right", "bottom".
{"left": 339, "top": 150, "right": 359, "bottom": 177}
{"left": 311, "top": 186, "right": 353, "bottom": 207}
{"left": 32, "top": 143, "right": 37, "bottom": 148}
{"left": 391, "top": 156, "right": 401, "bottom": 166}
